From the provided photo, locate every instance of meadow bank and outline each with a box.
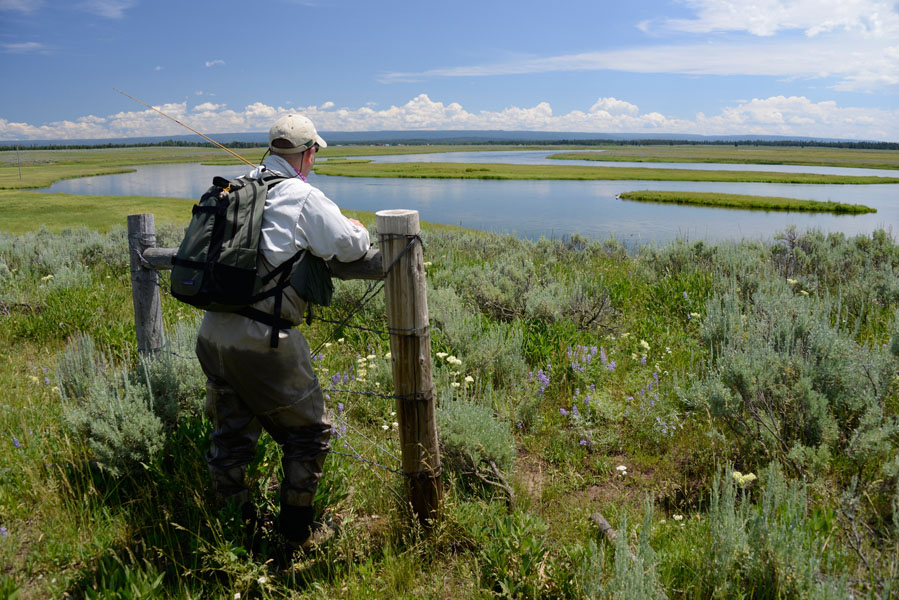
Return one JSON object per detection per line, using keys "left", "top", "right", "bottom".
{"left": 1, "top": 215, "right": 898, "bottom": 598}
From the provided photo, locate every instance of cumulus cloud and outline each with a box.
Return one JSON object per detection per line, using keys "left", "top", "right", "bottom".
{"left": 2, "top": 94, "right": 896, "bottom": 141}
{"left": 205, "top": 59, "right": 225, "bottom": 68}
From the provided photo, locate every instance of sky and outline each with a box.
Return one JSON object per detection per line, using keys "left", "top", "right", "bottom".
{"left": 1, "top": 0, "right": 898, "bottom": 142}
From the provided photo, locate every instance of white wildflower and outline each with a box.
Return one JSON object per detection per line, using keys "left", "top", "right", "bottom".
{"left": 464, "top": 375, "right": 474, "bottom": 384}
{"left": 366, "top": 354, "right": 376, "bottom": 360}
{"left": 384, "top": 352, "right": 391, "bottom": 359}
{"left": 451, "top": 382, "right": 460, "bottom": 388}
{"left": 639, "top": 339, "right": 650, "bottom": 351}
{"left": 673, "top": 514, "right": 683, "bottom": 521}
{"left": 381, "top": 424, "right": 389, "bottom": 430}
{"left": 436, "top": 352, "right": 448, "bottom": 359}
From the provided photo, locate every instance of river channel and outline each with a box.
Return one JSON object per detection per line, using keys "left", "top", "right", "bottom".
{"left": 36, "top": 150, "right": 899, "bottom": 245}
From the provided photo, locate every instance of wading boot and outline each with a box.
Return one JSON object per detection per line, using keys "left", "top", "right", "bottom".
{"left": 278, "top": 505, "right": 336, "bottom": 554}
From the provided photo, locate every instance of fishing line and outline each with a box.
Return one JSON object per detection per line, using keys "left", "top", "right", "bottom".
{"left": 114, "top": 88, "right": 258, "bottom": 168}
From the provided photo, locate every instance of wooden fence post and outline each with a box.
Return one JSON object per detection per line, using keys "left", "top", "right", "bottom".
{"left": 127, "top": 214, "right": 165, "bottom": 354}
{"left": 376, "top": 209, "right": 442, "bottom": 523}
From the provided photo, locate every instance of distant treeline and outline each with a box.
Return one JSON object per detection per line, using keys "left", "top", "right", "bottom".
{"left": 3, "top": 138, "right": 899, "bottom": 151}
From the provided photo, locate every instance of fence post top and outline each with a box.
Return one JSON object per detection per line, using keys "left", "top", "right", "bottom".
{"left": 376, "top": 210, "right": 420, "bottom": 235}
{"left": 376, "top": 209, "right": 418, "bottom": 218}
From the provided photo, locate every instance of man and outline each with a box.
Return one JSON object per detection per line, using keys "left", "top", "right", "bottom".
{"left": 195, "top": 114, "right": 370, "bottom": 550}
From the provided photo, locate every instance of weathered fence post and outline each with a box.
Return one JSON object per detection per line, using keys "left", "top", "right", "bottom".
{"left": 376, "top": 209, "right": 442, "bottom": 523}
{"left": 127, "top": 214, "right": 164, "bottom": 354}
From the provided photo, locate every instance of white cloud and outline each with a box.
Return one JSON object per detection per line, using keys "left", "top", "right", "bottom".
{"left": 2, "top": 41, "right": 48, "bottom": 54}
{"left": 661, "top": 0, "right": 899, "bottom": 38}
{"left": 79, "top": 0, "right": 136, "bottom": 19}
{"left": 154, "top": 65, "right": 163, "bottom": 71}
{"left": 193, "top": 102, "right": 223, "bottom": 112}
{"left": 0, "top": 0, "right": 43, "bottom": 12}
{"left": 2, "top": 94, "right": 896, "bottom": 141}
{"left": 320, "top": 101, "right": 335, "bottom": 110}
{"left": 381, "top": 0, "right": 899, "bottom": 93}
{"left": 205, "top": 59, "right": 225, "bottom": 68}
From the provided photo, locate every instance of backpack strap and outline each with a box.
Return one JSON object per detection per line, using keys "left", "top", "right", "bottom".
{"left": 242, "top": 248, "right": 308, "bottom": 348}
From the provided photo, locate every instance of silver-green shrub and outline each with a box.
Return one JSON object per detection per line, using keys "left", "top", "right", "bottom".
{"left": 437, "top": 396, "right": 516, "bottom": 472}
{"left": 56, "top": 318, "right": 204, "bottom": 476}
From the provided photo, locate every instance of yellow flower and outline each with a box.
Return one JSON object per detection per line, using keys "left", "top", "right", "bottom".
{"left": 639, "top": 339, "right": 650, "bottom": 351}
{"left": 787, "top": 278, "right": 798, "bottom": 285}
{"left": 40, "top": 274, "right": 54, "bottom": 282}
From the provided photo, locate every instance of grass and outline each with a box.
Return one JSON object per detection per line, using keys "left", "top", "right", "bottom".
{"left": 618, "top": 190, "right": 876, "bottom": 213}
{"left": 0, "top": 190, "right": 195, "bottom": 233}
{"left": 0, "top": 145, "right": 567, "bottom": 189}
{"left": 549, "top": 144, "right": 899, "bottom": 170}
{"left": 2, "top": 145, "right": 898, "bottom": 598}
{"left": 313, "top": 160, "right": 899, "bottom": 184}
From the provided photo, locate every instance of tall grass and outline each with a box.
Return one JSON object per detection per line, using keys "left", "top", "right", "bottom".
{"left": 1, "top": 223, "right": 897, "bottom": 598}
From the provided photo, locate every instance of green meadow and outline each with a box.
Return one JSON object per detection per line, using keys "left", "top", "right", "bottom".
{"left": 549, "top": 144, "right": 899, "bottom": 170}
{"left": 312, "top": 160, "right": 899, "bottom": 184}
{"left": 1, "top": 146, "right": 898, "bottom": 598}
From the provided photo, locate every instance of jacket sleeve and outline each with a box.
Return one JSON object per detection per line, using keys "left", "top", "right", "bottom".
{"left": 298, "top": 187, "right": 371, "bottom": 262}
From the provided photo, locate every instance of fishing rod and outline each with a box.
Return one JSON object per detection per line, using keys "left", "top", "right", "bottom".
{"left": 113, "top": 88, "right": 257, "bottom": 168}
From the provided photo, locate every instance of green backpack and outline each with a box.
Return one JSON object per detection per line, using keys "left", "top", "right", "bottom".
{"left": 171, "top": 172, "right": 333, "bottom": 347}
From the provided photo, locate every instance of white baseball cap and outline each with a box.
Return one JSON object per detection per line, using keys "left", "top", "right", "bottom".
{"left": 268, "top": 114, "right": 327, "bottom": 154}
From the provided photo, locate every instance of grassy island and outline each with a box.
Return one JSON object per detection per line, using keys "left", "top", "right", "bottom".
{"left": 618, "top": 190, "right": 877, "bottom": 213}
{"left": 313, "top": 160, "right": 899, "bottom": 184}
{"left": 548, "top": 145, "right": 899, "bottom": 170}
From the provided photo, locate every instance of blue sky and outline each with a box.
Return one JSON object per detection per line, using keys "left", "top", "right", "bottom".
{"left": 2, "top": 0, "right": 898, "bottom": 141}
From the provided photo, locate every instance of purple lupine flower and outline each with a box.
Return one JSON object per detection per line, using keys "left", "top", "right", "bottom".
{"left": 649, "top": 398, "right": 655, "bottom": 407}
{"left": 683, "top": 291, "right": 688, "bottom": 299}
{"left": 572, "top": 404, "right": 579, "bottom": 416}
{"left": 324, "top": 393, "right": 330, "bottom": 401}
{"left": 12, "top": 437, "right": 20, "bottom": 449}
{"left": 653, "top": 372, "right": 659, "bottom": 382}
{"left": 331, "top": 374, "right": 340, "bottom": 385}
{"left": 0, "top": 526, "right": 7, "bottom": 537}
{"left": 600, "top": 347, "right": 608, "bottom": 364}
{"left": 641, "top": 356, "right": 647, "bottom": 365}
{"left": 338, "top": 402, "right": 344, "bottom": 413}
{"left": 579, "top": 439, "right": 590, "bottom": 446}
{"left": 342, "top": 373, "right": 349, "bottom": 384}
{"left": 584, "top": 395, "right": 591, "bottom": 407}
{"left": 627, "top": 396, "right": 634, "bottom": 402}
{"left": 44, "top": 377, "right": 50, "bottom": 386}
{"left": 606, "top": 361, "right": 616, "bottom": 371}
{"left": 560, "top": 408, "right": 569, "bottom": 416}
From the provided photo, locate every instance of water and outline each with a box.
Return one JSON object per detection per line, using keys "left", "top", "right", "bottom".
{"left": 34, "top": 152, "right": 899, "bottom": 245}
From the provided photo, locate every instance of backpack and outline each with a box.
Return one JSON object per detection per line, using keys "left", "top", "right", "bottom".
{"left": 170, "top": 171, "right": 332, "bottom": 347}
